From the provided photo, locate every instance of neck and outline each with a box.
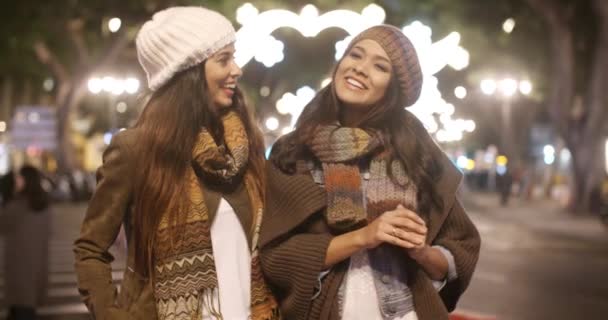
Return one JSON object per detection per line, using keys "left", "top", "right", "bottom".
{"left": 339, "top": 104, "right": 368, "bottom": 127}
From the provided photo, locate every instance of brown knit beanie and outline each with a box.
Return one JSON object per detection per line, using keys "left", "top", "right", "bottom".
{"left": 343, "top": 24, "right": 423, "bottom": 107}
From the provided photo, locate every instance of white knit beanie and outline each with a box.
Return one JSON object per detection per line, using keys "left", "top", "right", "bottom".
{"left": 135, "top": 6, "right": 236, "bottom": 91}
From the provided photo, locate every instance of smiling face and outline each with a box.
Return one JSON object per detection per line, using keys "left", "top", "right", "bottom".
{"left": 334, "top": 39, "right": 393, "bottom": 112}
{"left": 204, "top": 43, "right": 242, "bottom": 110}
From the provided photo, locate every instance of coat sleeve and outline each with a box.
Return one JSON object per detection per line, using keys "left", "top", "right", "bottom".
{"left": 432, "top": 198, "right": 481, "bottom": 311}
{"left": 73, "top": 131, "right": 134, "bottom": 320}
{"left": 259, "top": 161, "right": 334, "bottom": 320}
{"left": 260, "top": 213, "right": 333, "bottom": 320}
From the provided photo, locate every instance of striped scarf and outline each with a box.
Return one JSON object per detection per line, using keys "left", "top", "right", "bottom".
{"left": 154, "top": 111, "right": 279, "bottom": 320}
{"left": 308, "top": 124, "right": 419, "bottom": 318}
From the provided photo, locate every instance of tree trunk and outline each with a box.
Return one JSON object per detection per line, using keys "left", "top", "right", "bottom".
{"left": 34, "top": 28, "right": 132, "bottom": 174}
{"left": 567, "top": 137, "right": 605, "bottom": 212}
{"left": 524, "top": 0, "right": 608, "bottom": 212}
{"left": 570, "top": 0, "right": 608, "bottom": 212}
{"left": 54, "top": 79, "right": 88, "bottom": 173}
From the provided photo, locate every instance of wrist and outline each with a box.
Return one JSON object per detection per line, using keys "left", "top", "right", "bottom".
{"left": 409, "top": 244, "right": 429, "bottom": 262}
{"left": 352, "top": 228, "right": 369, "bottom": 250}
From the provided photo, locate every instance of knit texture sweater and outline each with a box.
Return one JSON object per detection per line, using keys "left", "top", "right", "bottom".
{"left": 259, "top": 137, "right": 481, "bottom": 320}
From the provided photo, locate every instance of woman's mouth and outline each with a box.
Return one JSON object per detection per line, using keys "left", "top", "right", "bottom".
{"left": 344, "top": 77, "right": 367, "bottom": 90}
{"left": 222, "top": 83, "right": 236, "bottom": 96}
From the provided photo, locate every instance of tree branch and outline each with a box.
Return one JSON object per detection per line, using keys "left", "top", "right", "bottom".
{"left": 526, "top": 0, "right": 560, "bottom": 26}
{"left": 91, "top": 29, "right": 136, "bottom": 74}
{"left": 524, "top": 0, "right": 573, "bottom": 139}
{"left": 67, "top": 18, "right": 91, "bottom": 66}
{"left": 33, "top": 41, "right": 70, "bottom": 83}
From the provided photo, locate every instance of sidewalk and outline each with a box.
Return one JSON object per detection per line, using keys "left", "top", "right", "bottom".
{"left": 461, "top": 191, "right": 608, "bottom": 244}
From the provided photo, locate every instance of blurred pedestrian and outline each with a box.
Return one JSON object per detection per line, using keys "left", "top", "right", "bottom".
{"left": 261, "top": 25, "right": 481, "bottom": 320}
{"left": 497, "top": 166, "right": 513, "bottom": 206}
{"left": 0, "top": 166, "right": 51, "bottom": 320}
{"left": 73, "top": 6, "right": 279, "bottom": 320}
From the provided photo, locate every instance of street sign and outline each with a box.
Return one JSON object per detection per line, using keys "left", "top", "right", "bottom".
{"left": 10, "top": 106, "right": 57, "bottom": 150}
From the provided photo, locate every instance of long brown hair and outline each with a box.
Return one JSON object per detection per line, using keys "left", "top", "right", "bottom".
{"left": 271, "top": 64, "right": 444, "bottom": 215}
{"left": 132, "top": 63, "right": 266, "bottom": 277}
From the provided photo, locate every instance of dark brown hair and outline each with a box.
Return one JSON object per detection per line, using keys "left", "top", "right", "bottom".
{"left": 271, "top": 55, "right": 444, "bottom": 215}
{"left": 132, "top": 63, "right": 266, "bottom": 277}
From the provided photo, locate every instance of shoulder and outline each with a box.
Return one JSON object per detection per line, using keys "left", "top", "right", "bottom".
{"left": 97, "top": 128, "right": 144, "bottom": 180}
{"left": 269, "top": 132, "right": 297, "bottom": 158}
{"left": 103, "top": 128, "right": 143, "bottom": 162}
{"left": 109, "top": 128, "right": 141, "bottom": 150}
{"left": 268, "top": 132, "right": 310, "bottom": 174}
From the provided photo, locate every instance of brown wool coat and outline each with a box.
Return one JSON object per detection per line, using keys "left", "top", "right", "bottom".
{"left": 73, "top": 129, "right": 254, "bottom": 320}
{"left": 259, "top": 139, "right": 481, "bottom": 320}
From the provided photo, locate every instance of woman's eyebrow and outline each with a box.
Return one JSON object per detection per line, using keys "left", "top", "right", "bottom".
{"left": 352, "top": 45, "right": 390, "bottom": 64}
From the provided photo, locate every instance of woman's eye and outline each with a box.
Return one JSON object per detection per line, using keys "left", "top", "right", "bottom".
{"left": 375, "top": 64, "right": 388, "bottom": 72}
{"left": 349, "top": 52, "right": 362, "bottom": 59}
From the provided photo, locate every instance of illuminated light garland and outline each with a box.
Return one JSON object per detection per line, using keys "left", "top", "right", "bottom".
{"left": 235, "top": 4, "right": 474, "bottom": 142}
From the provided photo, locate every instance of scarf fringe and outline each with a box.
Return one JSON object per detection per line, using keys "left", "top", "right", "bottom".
{"left": 251, "top": 303, "right": 281, "bottom": 320}
{"left": 199, "top": 287, "right": 223, "bottom": 320}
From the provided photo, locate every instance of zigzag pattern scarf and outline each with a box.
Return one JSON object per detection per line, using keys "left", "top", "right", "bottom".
{"left": 308, "top": 124, "right": 419, "bottom": 318}
{"left": 154, "top": 111, "right": 279, "bottom": 320}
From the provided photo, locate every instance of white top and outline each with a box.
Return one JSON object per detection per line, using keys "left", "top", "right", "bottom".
{"left": 341, "top": 250, "right": 418, "bottom": 320}
{"left": 202, "top": 199, "right": 251, "bottom": 320}
{"left": 340, "top": 246, "right": 456, "bottom": 320}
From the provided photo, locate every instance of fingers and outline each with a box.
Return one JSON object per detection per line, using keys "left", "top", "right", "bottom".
{"left": 390, "top": 217, "right": 427, "bottom": 235}
{"left": 382, "top": 207, "right": 426, "bottom": 235}
{"left": 374, "top": 206, "right": 428, "bottom": 249}
{"left": 391, "top": 226, "right": 425, "bottom": 246}
{"left": 379, "top": 226, "right": 420, "bottom": 249}
{"left": 376, "top": 223, "right": 425, "bottom": 249}
{"left": 393, "top": 205, "right": 425, "bottom": 225}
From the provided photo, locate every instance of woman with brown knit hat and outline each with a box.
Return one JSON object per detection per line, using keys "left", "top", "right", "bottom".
{"left": 260, "top": 25, "right": 481, "bottom": 320}
{"left": 73, "top": 6, "right": 279, "bottom": 320}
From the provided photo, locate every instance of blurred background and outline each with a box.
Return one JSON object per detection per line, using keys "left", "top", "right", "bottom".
{"left": 0, "top": 0, "right": 607, "bottom": 319}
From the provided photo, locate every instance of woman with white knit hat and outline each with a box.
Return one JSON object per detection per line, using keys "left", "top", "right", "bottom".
{"left": 74, "top": 6, "right": 280, "bottom": 320}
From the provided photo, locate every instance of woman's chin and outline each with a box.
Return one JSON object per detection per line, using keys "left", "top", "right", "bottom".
{"left": 214, "top": 99, "right": 233, "bottom": 109}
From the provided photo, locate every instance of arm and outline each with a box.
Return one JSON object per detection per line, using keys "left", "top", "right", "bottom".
{"left": 325, "top": 208, "right": 426, "bottom": 268}
{"left": 73, "top": 132, "right": 134, "bottom": 320}
{"left": 429, "top": 245, "right": 458, "bottom": 290}
{"left": 323, "top": 230, "right": 365, "bottom": 268}
{"left": 408, "top": 245, "right": 449, "bottom": 281}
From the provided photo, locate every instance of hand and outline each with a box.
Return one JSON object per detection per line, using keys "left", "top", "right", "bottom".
{"left": 358, "top": 204, "right": 427, "bottom": 250}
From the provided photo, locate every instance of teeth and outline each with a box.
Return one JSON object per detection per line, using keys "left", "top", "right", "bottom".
{"left": 346, "top": 78, "right": 365, "bottom": 89}
{"left": 223, "top": 84, "right": 236, "bottom": 89}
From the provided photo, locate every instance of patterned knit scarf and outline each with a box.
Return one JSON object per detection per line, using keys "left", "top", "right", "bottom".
{"left": 308, "top": 124, "right": 419, "bottom": 318}
{"left": 154, "top": 111, "right": 279, "bottom": 320}
{"left": 307, "top": 124, "right": 384, "bottom": 230}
